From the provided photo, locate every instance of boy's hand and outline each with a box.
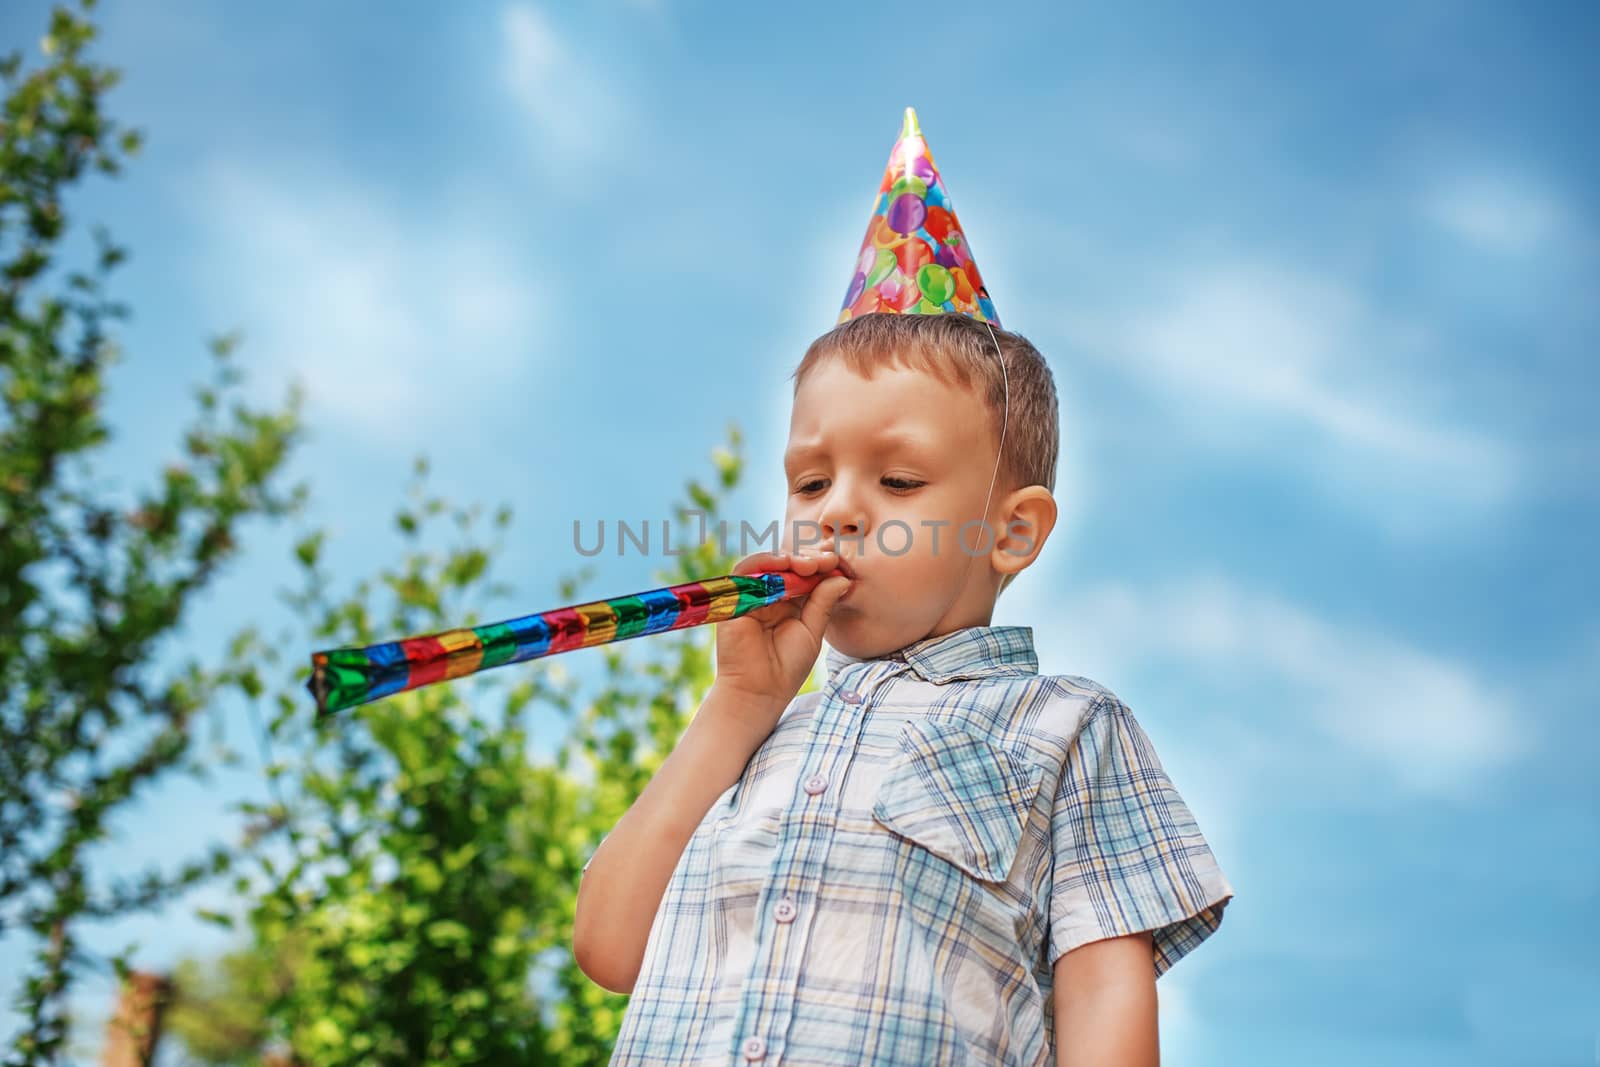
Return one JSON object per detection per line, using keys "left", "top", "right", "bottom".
{"left": 709, "top": 549, "right": 851, "bottom": 741}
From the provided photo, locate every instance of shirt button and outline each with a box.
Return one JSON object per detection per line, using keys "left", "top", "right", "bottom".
{"left": 773, "top": 897, "right": 797, "bottom": 923}
{"left": 742, "top": 1035, "right": 767, "bottom": 1060}
{"left": 839, "top": 688, "right": 863, "bottom": 704}
{"left": 803, "top": 774, "right": 827, "bottom": 796}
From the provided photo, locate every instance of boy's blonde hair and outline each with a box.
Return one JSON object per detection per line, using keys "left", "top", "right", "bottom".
{"left": 789, "top": 313, "right": 1059, "bottom": 597}
{"left": 789, "top": 313, "right": 1059, "bottom": 495}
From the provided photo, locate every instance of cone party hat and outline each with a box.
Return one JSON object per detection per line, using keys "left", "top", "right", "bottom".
{"left": 837, "top": 107, "right": 999, "bottom": 327}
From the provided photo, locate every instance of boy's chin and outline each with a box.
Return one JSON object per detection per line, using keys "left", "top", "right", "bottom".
{"left": 822, "top": 610, "right": 869, "bottom": 651}
{"left": 824, "top": 608, "right": 914, "bottom": 662}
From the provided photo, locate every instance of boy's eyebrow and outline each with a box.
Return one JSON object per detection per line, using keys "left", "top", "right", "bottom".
{"left": 783, "top": 428, "right": 942, "bottom": 466}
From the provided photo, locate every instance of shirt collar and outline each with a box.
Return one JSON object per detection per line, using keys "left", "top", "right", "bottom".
{"left": 824, "top": 624, "right": 1039, "bottom": 685}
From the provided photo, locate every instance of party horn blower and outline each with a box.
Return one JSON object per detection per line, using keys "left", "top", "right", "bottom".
{"left": 307, "top": 570, "right": 830, "bottom": 719}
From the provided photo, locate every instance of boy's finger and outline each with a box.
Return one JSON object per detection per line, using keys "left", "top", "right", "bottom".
{"left": 796, "top": 575, "right": 851, "bottom": 639}
{"left": 789, "top": 549, "right": 838, "bottom": 576}
{"left": 731, "top": 551, "right": 790, "bottom": 576}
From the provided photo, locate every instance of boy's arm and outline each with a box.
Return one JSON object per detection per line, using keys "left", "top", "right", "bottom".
{"left": 1053, "top": 931, "right": 1159, "bottom": 1067}
{"left": 572, "top": 681, "right": 781, "bottom": 994}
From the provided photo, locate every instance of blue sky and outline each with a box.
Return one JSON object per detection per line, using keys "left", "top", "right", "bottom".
{"left": 2, "top": 0, "right": 1596, "bottom": 1063}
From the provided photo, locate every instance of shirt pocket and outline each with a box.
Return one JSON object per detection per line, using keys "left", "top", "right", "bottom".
{"left": 871, "top": 717, "right": 1047, "bottom": 883}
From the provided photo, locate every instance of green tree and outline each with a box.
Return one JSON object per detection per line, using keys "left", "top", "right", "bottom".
{"left": 0, "top": 3, "right": 305, "bottom": 1064}
{"left": 163, "top": 930, "right": 308, "bottom": 1066}
{"left": 204, "top": 435, "right": 760, "bottom": 1066}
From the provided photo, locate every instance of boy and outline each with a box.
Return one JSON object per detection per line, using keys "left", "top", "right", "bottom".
{"left": 574, "top": 112, "right": 1233, "bottom": 1066}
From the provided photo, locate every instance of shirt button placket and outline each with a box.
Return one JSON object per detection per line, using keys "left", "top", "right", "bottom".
{"left": 737, "top": 674, "right": 875, "bottom": 1066}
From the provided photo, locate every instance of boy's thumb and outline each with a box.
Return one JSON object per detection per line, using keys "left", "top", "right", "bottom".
{"left": 798, "top": 574, "right": 851, "bottom": 636}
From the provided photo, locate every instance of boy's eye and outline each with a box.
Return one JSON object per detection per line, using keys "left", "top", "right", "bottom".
{"left": 793, "top": 477, "right": 926, "bottom": 495}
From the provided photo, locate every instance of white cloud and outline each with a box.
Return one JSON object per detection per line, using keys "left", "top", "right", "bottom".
{"left": 189, "top": 160, "right": 544, "bottom": 442}
{"left": 1424, "top": 172, "right": 1566, "bottom": 254}
{"left": 1022, "top": 570, "right": 1527, "bottom": 797}
{"left": 500, "top": 3, "right": 626, "bottom": 172}
{"left": 1063, "top": 261, "right": 1518, "bottom": 537}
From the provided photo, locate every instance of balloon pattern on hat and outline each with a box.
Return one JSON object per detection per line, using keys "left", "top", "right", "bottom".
{"left": 838, "top": 107, "right": 1000, "bottom": 328}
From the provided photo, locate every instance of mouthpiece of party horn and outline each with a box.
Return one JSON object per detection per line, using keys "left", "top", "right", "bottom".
{"left": 307, "top": 569, "right": 828, "bottom": 719}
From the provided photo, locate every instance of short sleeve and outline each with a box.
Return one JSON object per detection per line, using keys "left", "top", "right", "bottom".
{"left": 1048, "top": 692, "right": 1234, "bottom": 977}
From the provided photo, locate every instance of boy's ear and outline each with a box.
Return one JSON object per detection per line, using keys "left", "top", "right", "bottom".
{"left": 990, "top": 486, "right": 1057, "bottom": 580}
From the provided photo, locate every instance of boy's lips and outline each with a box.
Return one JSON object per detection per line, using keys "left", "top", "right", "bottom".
{"left": 834, "top": 557, "right": 860, "bottom": 601}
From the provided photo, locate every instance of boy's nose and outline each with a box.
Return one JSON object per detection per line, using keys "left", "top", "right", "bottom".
{"left": 820, "top": 504, "right": 867, "bottom": 541}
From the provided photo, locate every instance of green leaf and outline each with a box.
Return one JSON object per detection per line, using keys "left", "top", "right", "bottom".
{"left": 294, "top": 530, "right": 324, "bottom": 566}
{"left": 424, "top": 919, "right": 470, "bottom": 946}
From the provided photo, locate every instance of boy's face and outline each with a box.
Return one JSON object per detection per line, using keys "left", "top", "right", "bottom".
{"left": 783, "top": 355, "right": 1015, "bottom": 658}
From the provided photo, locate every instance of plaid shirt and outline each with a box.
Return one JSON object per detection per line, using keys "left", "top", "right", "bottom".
{"left": 600, "top": 624, "right": 1234, "bottom": 1066}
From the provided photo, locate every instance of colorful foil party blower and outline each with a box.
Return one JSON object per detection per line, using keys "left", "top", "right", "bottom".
{"left": 307, "top": 571, "right": 827, "bottom": 719}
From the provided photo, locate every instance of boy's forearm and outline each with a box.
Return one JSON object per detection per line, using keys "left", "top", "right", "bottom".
{"left": 573, "top": 682, "right": 781, "bottom": 993}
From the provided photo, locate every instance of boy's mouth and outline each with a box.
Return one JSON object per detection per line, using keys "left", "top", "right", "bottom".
{"left": 834, "top": 556, "right": 859, "bottom": 601}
